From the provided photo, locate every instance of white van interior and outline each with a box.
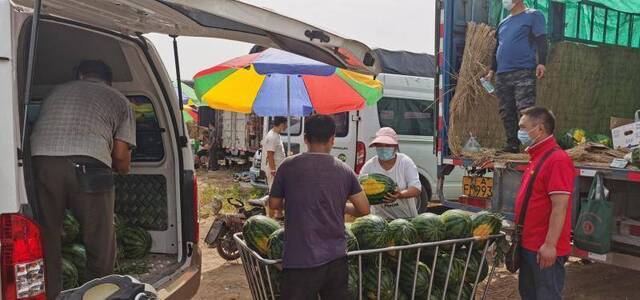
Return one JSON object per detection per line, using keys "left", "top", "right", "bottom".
{"left": 17, "top": 18, "right": 187, "bottom": 284}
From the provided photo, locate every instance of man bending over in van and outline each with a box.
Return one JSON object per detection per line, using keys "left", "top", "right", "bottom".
{"left": 31, "top": 60, "right": 136, "bottom": 298}
{"left": 360, "top": 127, "right": 422, "bottom": 220}
{"left": 269, "top": 115, "right": 370, "bottom": 299}
{"left": 261, "top": 116, "right": 287, "bottom": 218}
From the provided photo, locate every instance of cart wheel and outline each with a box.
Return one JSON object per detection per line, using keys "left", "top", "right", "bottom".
{"left": 217, "top": 228, "right": 241, "bottom": 260}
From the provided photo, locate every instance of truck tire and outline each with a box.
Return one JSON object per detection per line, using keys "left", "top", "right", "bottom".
{"left": 416, "top": 176, "right": 432, "bottom": 214}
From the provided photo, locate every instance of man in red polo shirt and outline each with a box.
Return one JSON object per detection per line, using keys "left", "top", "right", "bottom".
{"left": 514, "top": 107, "right": 574, "bottom": 300}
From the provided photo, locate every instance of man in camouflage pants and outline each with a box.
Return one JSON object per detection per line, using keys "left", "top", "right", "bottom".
{"left": 485, "top": 0, "right": 548, "bottom": 153}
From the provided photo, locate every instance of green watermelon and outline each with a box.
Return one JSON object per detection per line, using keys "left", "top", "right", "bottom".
{"left": 121, "top": 226, "right": 152, "bottom": 259}
{"left": 359, "top": 174, "right": 397, "bottom": 205}
{"left": 62, "top": 211, "right": 80, "bottom": 244}
{"left": 471, "top": 211, "right": 502, "bottom": 248}
{"left": 62, "top": 243, "right": 87, "bottom": 283}
{"left": 114, "top": 214, "right": 126, "bottom": 237}
{"left": 345, "top": 224, "right": 359, "bottom": 252}
{"left": 446, "top": 282, "right": 473, "bottom": 300}
{"left": 262, "top": 265, "right": 281, "bottom": 296}
{"left": 62, "top": 257, "right": 79, "bottom": 289}
{"left": 116, "top": 242, "right": 125, "bottom": 261}
{"left": 348, "top": 264, "right": 360, "bottom": 300}
{"left": 351, "top": 215, "right": 389, "bottom": 250}
{"left": 385, "top": 219, "right": 418, "bottom": 260}
{"left": 589, "top": 134, "right": 613, "bottom": 148}
{"left": 363, "top": 267, "right": 395, "bottom": 300}
{"left": 412, "top": 213, "right": 446, "bottom": 242}
{"left": 397, "top": 292, "right": 409, "bottom": 300}
{"left": 434, "top": 253, "right": 466, "bottom": 291}
{"left": 441, "top": 210, "right": 472, "bottom": 239}
{"left": 267, "top": 228, "right": 285, "bottom": 260}
{"left": 455, "top": 248, "right": 489, "bottom": 283}
{"left": 243, "top": 215, "right": 281, "bottom": 257}
{"left": 397, "top": 261, "right": 431, "bottom": 297}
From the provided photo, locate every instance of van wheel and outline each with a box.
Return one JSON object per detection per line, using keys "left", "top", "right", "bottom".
{"left": 417, "top": 176, "right": 432, "bottom": 214}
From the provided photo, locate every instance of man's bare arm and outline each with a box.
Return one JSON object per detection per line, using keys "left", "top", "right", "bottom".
{"left": 269, "top": 196, "right": 284, "bottom": 210}
{"left": 346, "top": 191, "right": 370, "bottom": 217}
{"left": 538, "top": 194, "right": 569, "bottom": 268}
{"left": 112, "top": 140, "right": 132, "bottom": 174}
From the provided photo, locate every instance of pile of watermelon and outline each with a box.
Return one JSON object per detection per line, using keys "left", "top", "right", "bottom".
{"left": 346, "top": 209, "right": 502, "bottom": 299}
{"left": 242, "top": 210, "right": 502, "bottom": 299}
{"left": 61, "top": 211, "right": 153, "bottom": 289}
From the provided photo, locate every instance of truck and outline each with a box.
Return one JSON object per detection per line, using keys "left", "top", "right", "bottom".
{"left": 220, "top": 111, "right": 263, "bottom": 165}
{"left": 437, "top": 0, "right": 640, "bottom": 270}
{"left": 251, "top": 49, "right": 465, "bottom": 212}
{"left": 1, "top": 0, "right": 378, "bottom": 298}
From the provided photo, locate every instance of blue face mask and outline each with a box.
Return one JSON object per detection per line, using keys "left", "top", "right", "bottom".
{"left": 518, "top": 126, "right": 540, "bottom": 147}
{"left": 517, "top": 130, "right": 532, "bottom": 147}
{"left": 376, "top": 147, "right": 396, "bottom": 161}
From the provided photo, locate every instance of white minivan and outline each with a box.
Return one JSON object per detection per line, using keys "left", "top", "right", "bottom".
{"left": 250, "top": 72, "right": 463, "bottom": 212}
{"left": 2, "top": 0, "right": 378, "bottom": 298}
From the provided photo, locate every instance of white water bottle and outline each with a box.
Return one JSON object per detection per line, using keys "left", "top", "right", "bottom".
{"left": 480, "top": 77, "right": 495, "bottom": 94}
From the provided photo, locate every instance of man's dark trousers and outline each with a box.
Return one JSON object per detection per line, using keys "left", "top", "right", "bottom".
{"left": 519, "top": 248, "right": 567, "bottom": 300}
{"left": 34, "top": 156, "right": 116, "bottom": 299}
{"left": 496, "top": 69, "right": 537, "bottom": 149}
{"left": 281, "top": 257, "right": 348, "bottom": 300}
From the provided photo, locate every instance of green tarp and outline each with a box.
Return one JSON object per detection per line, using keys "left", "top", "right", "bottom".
{"left": 491, "top": 0, "right": 640, "bottom": 48}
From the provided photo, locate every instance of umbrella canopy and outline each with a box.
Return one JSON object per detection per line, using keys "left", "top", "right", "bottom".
{"left": 182, "top": 105, "right": 199, "bottom": 123}
{"left": 193, "top": 48, "right": 382, "bottom": 116}
{"left": 173, "top": 81, "right": 202, "bottom": 106}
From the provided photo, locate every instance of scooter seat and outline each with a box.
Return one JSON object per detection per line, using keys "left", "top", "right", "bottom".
{"left": 248, "top": 195, "right": 269, "bottom": 207}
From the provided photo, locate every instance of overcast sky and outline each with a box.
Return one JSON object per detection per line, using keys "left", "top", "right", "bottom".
{"left": 147, "top": 0, "right": 436, "bottom": 80}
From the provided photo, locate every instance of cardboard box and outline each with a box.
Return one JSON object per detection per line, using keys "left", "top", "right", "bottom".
{"left": 611, "top": 112, "right": 640, "bottom": 149}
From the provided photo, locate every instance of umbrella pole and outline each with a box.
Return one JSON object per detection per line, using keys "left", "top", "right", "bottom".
{"left": 286, "top": 75, "right": 291, "bottom": 155}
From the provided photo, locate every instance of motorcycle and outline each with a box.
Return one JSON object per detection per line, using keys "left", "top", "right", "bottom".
{"left": 204, "top": 196, "right": 267, "bottom": 260}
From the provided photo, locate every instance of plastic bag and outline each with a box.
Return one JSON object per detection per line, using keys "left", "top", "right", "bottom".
{"left": 574, "top": 173, "right": 613, "bottom": 254}
{"left": 463, "top": 133, "right": 481, "bottom": 152}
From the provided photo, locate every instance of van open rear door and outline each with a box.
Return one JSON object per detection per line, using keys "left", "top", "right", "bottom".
{"left": 13, "top": 0, "right": 381, "bottom": 75}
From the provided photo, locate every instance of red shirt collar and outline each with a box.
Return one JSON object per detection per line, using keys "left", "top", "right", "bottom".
{"left": 525, "top": 135, "right": 558, "bottom": 159}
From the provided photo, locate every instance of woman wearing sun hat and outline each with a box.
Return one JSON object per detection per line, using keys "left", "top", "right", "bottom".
{"left": 359, "top": 127, "right": 422, "bottom": 220}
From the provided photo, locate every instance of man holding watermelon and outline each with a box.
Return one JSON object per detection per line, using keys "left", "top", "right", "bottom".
{"left": 268, "top": 115, "right": 370, "bottom": 299}
{"left": 514, "top": 107, "right": 574, "bottom": 300}
{"left": 359, "top": 127, "right": 422, "bottom": 220}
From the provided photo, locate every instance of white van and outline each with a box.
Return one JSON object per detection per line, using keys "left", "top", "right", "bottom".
{"left": 250, "top": 72, "right": 463, "bottom": 212}
{"left": 2, "top": 0, "right": 378, "bottom": 298}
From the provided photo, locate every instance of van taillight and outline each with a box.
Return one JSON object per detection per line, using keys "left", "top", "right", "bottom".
{"left": 193, "top": 174, "right": 199, "bottom": 243}
{"left": 355, "top": 141, "right": 366, "bottom": 174}
{"left": 0, "top": 214, "right": 46, "bottom": 300}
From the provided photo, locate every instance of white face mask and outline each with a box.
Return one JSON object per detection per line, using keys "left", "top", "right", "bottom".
{"left": 502, "top": 0, "right": 515, "bottom": 11}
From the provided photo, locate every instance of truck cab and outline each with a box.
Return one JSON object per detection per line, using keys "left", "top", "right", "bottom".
{"left": 1, "top": 0, "right": 378, "bottom": 298}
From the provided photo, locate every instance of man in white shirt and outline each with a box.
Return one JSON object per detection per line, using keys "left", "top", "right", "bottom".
{"left": 261, "top": 117, "right": 287, "bottom": 217}
{"left": 359, "top": 127, "right": 422, "bottom": 219}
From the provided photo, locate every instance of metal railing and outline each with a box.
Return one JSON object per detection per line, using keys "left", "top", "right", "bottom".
{"left": 234, "top": 232, "right": 506, "bottom": 300}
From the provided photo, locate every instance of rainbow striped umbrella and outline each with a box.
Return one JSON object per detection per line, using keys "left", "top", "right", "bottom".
{"left": 193, "top": 48, "right": 383, "bottom": 116}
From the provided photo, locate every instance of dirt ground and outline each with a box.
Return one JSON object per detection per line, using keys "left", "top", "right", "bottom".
{"left": 193, "top": 170, "right": 640, "bottom": 300}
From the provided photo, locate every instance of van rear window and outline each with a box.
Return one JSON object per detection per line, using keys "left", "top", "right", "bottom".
{"left": 128, "top": 96, "right": 165, "bottom": 162}
{"left": 377, "top": 97, "right": 434, "bottom": 136}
